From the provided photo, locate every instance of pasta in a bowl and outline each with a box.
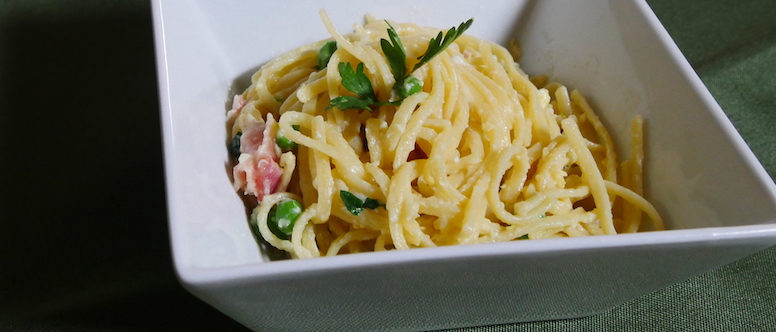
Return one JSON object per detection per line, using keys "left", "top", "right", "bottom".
{"left": 226, "top": 10, "right": 663, "bottom": 259}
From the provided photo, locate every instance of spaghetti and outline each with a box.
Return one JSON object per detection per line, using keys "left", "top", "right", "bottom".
{"left": 227, "top": 11, "right": 664, "bottom": 259}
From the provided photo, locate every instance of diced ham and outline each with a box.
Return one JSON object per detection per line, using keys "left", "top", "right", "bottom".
{"left": 233, "top": 95, "right": 246, "bottom": 111}
{"left": 240, "top": 120, "right": 266, "bottom": 154}
{"left": 226, "top": 95, "right": 247, "bottom": 122}
{"left": 256, "top": 114, "right": 281, "bottom": 162}
{"left": 232, "top": 113, "right": 283, "bottom": 202}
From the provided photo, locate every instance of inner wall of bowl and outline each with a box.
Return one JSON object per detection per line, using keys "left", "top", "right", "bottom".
{"left": 165, "top": 0, "right": 776, "bottom": 268}
{"left": 515, "top": 0, "right": 776, "bottom": 231}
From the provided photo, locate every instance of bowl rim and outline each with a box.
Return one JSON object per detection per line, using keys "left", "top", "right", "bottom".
{"left": 173, "top": 223, "right": 776, "bottom": 285}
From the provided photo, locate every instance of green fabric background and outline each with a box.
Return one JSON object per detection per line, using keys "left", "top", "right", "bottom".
{"left": 0, "top": 0, "right": 774, "bottom": 331}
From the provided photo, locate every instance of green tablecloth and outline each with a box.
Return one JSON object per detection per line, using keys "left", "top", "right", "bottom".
{"left": 1, "top": 0, "right": 774, "bottom": 331}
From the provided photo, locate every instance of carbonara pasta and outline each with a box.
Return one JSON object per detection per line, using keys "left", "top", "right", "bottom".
{"left": 226, "top": 11, "right": 664, "bottom": 259}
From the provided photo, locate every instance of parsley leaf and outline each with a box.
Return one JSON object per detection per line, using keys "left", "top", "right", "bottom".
{"left": 340, "top": 190, "right": 365, "bottom": 215}
{"left": 229, "top": 132, "right": 242, "bottom": 158}
{"left": 380, "top": 21, "right": 408, "bottom": 88}
{"left": 340, "top": 190, "right": 384, "bottom": 216}
{"left": 317, "top": 40, "right": 337, "bottom": 70}
{"left": 412, "top": 18, "right": 473, "bottom": 72}
{"left": 326, "top": 62, "right": 379, "bottom": 111}
{"left": 327, "top": 95, "right": 375, "bottom": 111}
{"left": 362, "top": 197, "right": 384, "bottom": 210}
{"left": 339, "top": 62, "right": 376, "bottom": 101}
{"left": 518, "top": 234, "right": 529, "bottom": 240}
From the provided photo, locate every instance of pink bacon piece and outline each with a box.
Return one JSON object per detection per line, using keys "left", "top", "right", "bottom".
{"left": 232, "top": 113, "right": 283, "bottom": 202}
{"left": 226, "top": 95, "right": 247, "bottom": 124}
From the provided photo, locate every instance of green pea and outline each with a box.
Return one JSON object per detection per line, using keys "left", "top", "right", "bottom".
{"left": 276, "top": 125, "right": 300, "bottom": 152}
{"left": 276, "top": 133, "right": 297, "bottom": 151}
{"left": 397, "top": 75, "right": 423, "bottom": 99}
{"left": 268, "top": 199, "right": 303, "bottom": 240}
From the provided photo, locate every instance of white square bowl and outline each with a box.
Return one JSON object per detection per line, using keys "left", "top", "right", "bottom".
{"left": 151, "top": 0, "right": 776, "bottom": 331}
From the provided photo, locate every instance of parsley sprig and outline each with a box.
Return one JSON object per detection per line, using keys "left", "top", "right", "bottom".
{"left": 382, "top": 19, "right": 473, "bottom": 99}
{"left": 326, "top": 62, "right": 398, "bottom": 111}
{"left": 412, "top": 19, "right": 473, "bottom": 72}
{"left": 326, "top": 18, "right": 473, "bottom": 111}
